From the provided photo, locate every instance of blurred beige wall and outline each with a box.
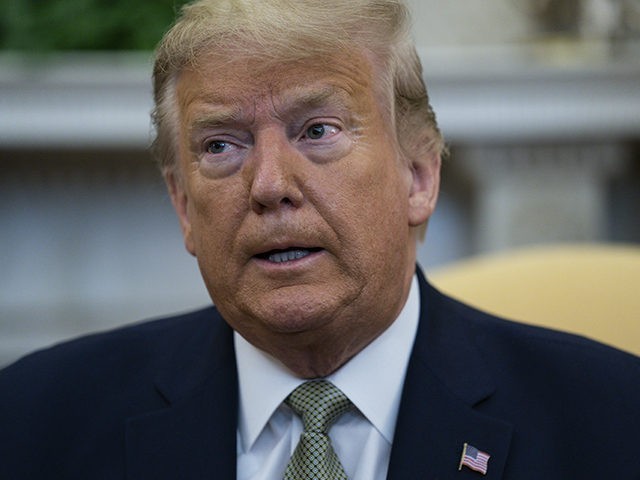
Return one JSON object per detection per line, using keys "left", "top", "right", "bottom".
{"left": 407, "top": 0, "right": 535, "bottom": 46}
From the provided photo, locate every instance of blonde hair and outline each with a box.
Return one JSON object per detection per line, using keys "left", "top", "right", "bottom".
{"left": 151, "top": 0, "right": 444, "bottom": 174}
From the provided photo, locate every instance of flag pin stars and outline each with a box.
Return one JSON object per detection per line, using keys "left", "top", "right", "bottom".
{"left": 458, "top": 443, "right": 490, "bottom": 475}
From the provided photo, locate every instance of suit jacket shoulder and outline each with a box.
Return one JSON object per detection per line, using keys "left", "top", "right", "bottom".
{"left": 0, "top": 307, "right": 238, "bottom": 479}
{"left": 388, "top": 270, "right": 640, "bottom": 479}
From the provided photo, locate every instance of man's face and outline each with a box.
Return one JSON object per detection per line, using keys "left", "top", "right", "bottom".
{"left": 168, "top": 49, "right": 439, "bottom": 374}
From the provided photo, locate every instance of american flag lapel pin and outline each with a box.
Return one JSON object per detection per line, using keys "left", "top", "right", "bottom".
{"left": 458, "top": 442, "right": 490, "bottom": 475}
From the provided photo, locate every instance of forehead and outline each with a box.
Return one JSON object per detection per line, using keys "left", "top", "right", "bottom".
{"left": 175, "top": 49, "right": 385, "bottom": 118}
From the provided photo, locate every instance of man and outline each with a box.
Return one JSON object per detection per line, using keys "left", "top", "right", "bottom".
{"left": 1, "top": 1, "right": 638, "bottom": 479}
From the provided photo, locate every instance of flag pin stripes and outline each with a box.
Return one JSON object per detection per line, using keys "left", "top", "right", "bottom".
{"left": 458, "top": 443, "right": 490, "bottom": 475}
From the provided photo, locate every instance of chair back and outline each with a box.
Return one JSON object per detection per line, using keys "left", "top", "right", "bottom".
{"left": 429, "top": 244, "right": 640, "bottom": 355}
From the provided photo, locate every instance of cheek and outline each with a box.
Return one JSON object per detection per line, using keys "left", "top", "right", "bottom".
{"left": 187, "top": 179, "right": 246, "bottom": 255}
{"left": 328, "top": 154, "right": 410, "bottom": 247}
{"left": 350, "top": 145, "right": 409, "bottom": 212}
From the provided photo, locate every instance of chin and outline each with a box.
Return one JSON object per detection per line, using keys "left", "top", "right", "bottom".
{"left": 243, "top": 288, "right": 350, "bottom": 333}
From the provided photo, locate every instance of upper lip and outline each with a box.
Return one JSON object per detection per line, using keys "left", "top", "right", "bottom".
{"left": 242, "top": 218, "right": 330, "bottom": 260}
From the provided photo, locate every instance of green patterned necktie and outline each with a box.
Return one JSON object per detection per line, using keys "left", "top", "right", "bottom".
{"left": 283, "top": 380, "right": 354, "bottom": 480}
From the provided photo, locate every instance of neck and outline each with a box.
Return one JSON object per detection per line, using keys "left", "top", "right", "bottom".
{"left": 273, "top": 331, "right": 383, "bottom": 378}
{"left": 265, "top": 277, "right": 413, "bottom": 378}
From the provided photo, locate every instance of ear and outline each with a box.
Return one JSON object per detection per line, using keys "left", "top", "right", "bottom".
{"left": 165, "top": 171, "right": 196, "bottom": 256}
{"left": 408, "top": 151, "right": 441, "bottom": 227}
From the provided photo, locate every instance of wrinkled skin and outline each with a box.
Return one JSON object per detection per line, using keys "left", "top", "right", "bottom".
{"left": 166, "top": 49, "right": 440, "bottom": 377}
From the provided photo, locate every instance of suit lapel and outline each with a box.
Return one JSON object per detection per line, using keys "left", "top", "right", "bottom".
{"left": 387, "top": 270, "right": 513, "bottom": 479}
{"left": 125, "top": 310, "right": 238, "bottom": 480}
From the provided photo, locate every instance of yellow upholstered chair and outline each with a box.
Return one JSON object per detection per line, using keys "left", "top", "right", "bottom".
{"left": 428, "top": 243, "right": 640, "bottom": 355}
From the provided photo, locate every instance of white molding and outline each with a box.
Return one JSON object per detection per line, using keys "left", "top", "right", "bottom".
{"left": 420, "top": 42, "right": 640, "bottom": 143}
{"left": 1, "top": 43, "right": 639, "bottom": 149}
{"left": 0, "top": 52, "right": 154, "bottom": 149}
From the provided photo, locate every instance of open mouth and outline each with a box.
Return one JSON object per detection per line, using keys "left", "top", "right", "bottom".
{"left": 256, "top": 247, "right": 322, "bottom": 264}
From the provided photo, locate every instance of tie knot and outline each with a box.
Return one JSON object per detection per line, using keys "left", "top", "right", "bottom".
{"left": 286, "top": 380, "right": 353, "bottom": 433}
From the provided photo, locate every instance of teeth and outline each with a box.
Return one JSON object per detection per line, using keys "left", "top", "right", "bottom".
{"left": 268, "top": 249, "right": 310, "bottom": 263}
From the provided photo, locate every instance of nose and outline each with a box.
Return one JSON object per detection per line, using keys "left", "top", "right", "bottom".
{"left": 247, "top": 129, "right": 304, "bottom": 214}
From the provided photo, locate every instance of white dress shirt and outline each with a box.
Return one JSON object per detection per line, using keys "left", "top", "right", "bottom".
{"left": 235, "top": 275, "right": 420, "bottom": 480}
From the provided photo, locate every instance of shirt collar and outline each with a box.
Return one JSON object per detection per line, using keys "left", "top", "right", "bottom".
{"left": 235, "top": 274, "right": 421, "bottom": 451}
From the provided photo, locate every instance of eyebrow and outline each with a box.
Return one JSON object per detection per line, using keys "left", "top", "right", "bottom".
{"left": 188, "top": 104, "right": 246, "bottom": 133}
{"left": 188, "top": 85, "right": 353, "bottom": 133}
{"left": 278, "top": 85, "right": 352, "bottom": 117}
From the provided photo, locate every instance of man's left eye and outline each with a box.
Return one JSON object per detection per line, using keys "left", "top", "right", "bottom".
{"left": 207, "top": 140, "right": 231, "bottom": 154}
{"left": 305, "top": 123, "right": 339, "bottom": 140}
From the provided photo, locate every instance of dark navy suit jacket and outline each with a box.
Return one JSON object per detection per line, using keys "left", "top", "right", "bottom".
{"left": 1, "top": 269, "right": 639, "bottom": 479}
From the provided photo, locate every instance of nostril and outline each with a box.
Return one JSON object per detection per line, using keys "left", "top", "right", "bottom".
{"left": 250, "top": 188, "right": 302, "bottom": 213}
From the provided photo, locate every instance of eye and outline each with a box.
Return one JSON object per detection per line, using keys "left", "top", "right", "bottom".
{"left": 206, "top": 140, "right": 232, "bottom": 155}
{"left": 303, "top": 123, "right": 340, "bottom": 141}
{"left": 307, "top": 124, "right": 326, "bottom": 140}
